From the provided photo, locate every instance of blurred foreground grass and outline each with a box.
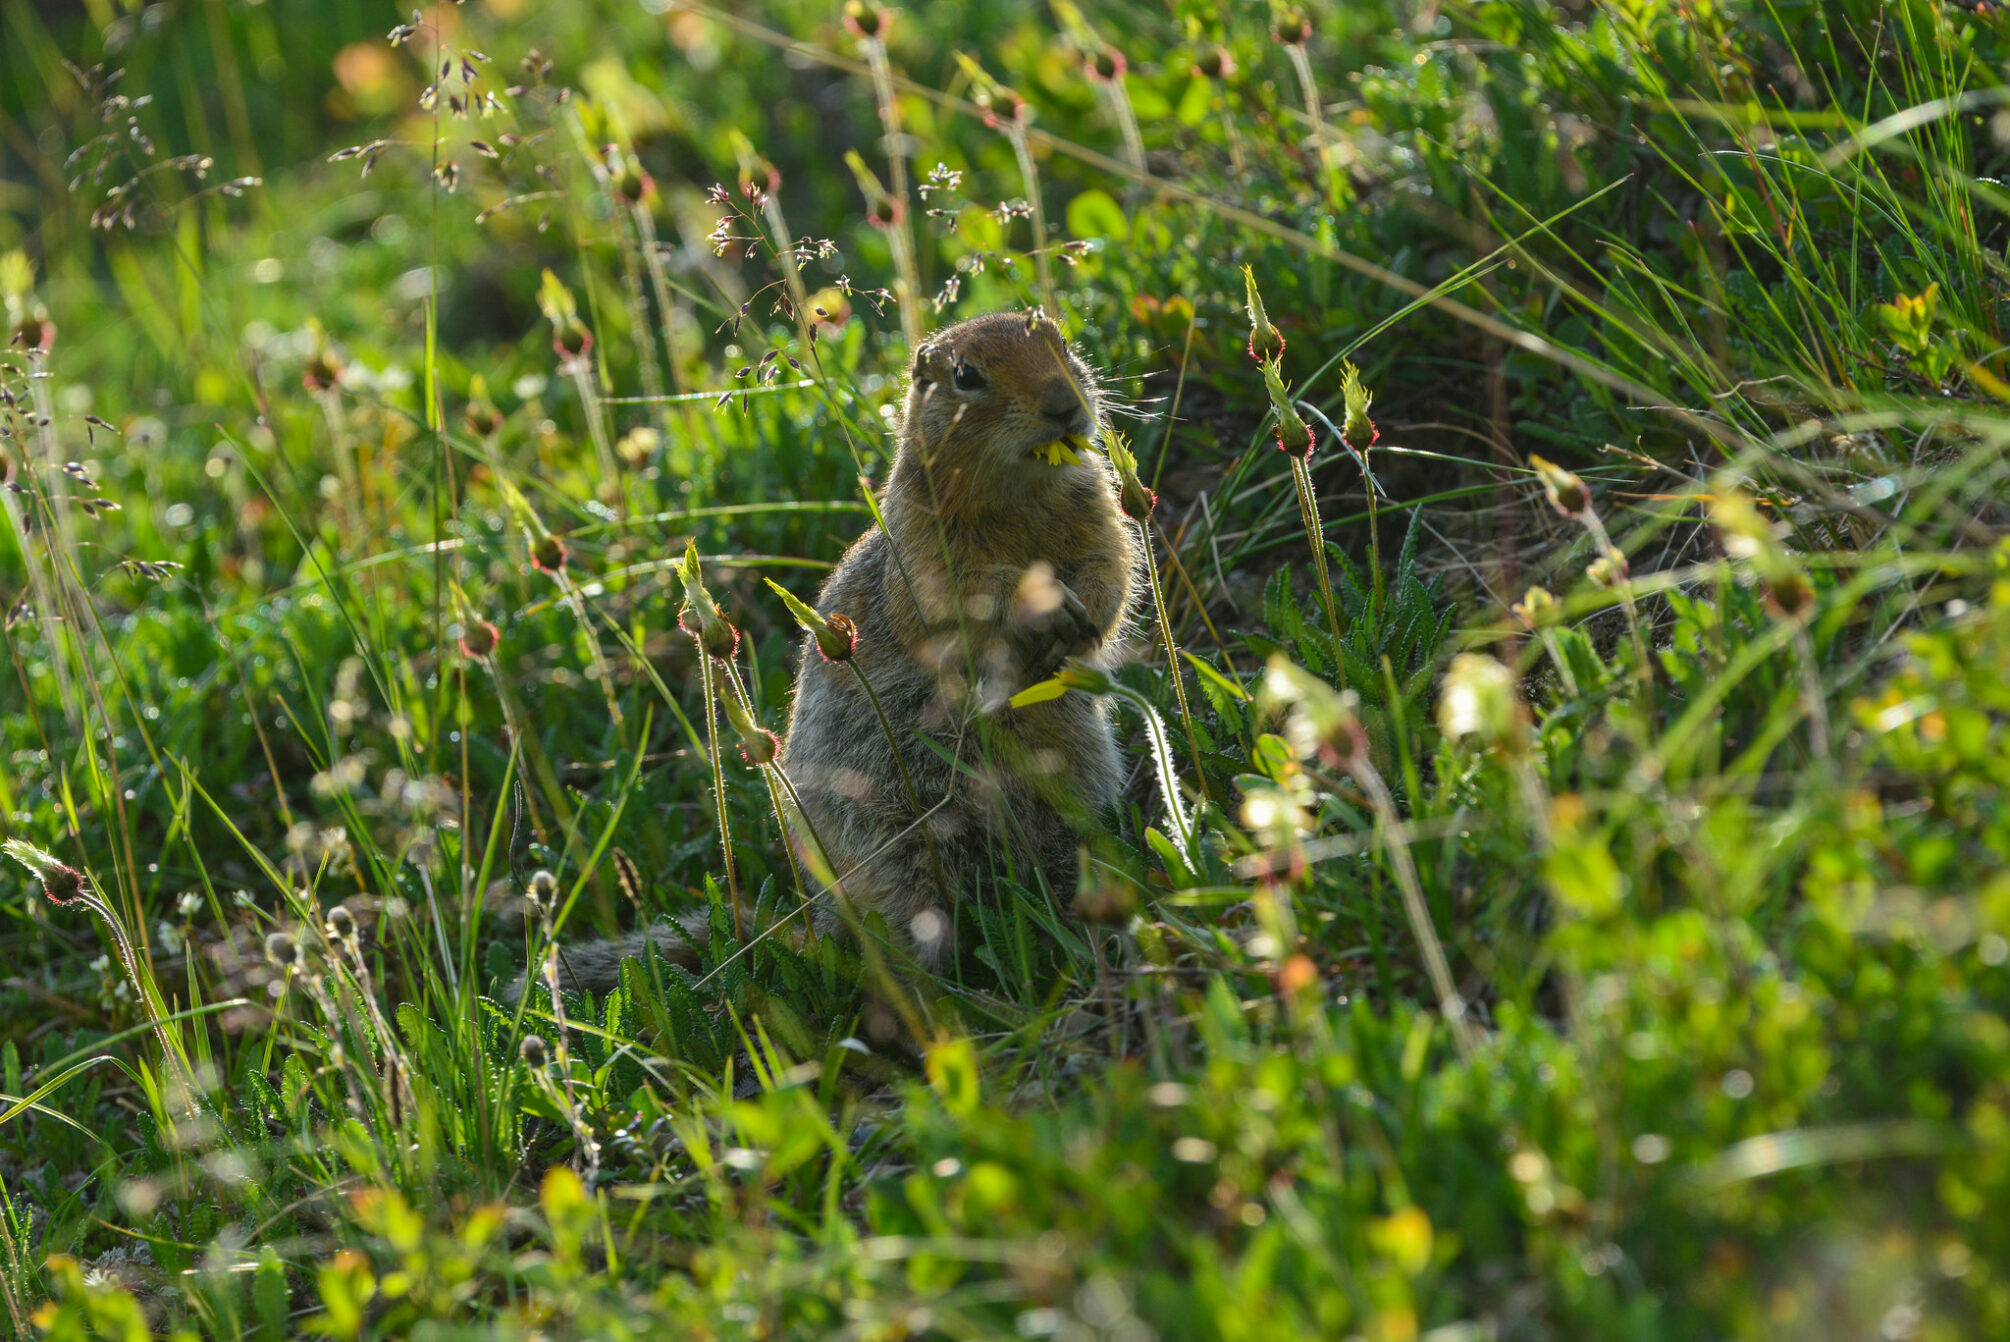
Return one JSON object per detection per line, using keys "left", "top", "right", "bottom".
{"left": 3, "top": 0, "right": 2010, "bottom": 1337}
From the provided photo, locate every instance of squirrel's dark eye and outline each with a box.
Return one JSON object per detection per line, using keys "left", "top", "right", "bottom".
{"left": 952, "top": 361, "right": 987, "bottom": 392}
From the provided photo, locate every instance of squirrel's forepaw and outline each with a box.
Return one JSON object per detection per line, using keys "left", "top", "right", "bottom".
{"left": 1009, "top": 563, "right": 1102, "bottom": 679}
{"left": 1019, "top": 585, "right": 1100, "bottom": 679}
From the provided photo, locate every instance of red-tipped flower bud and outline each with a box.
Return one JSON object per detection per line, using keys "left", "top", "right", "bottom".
{"left": 815, "top": 612, "right": 859, "bottom": 663}
{"left": 842, "top": 0, "right": 891, "bottom": 40}
{"left": 1086, "top": 49, "right": 1126, "bottom": 83}
{"left": 721, "top": 695, "right": 779, "bottom": 766}
{"left": 1340, "top": 361, "right": 1377, "bottom": 452}
{"left": 678, "top": 542, "right": 741, "bottom": 659}
{"left": 11, "top": 316, "right": 55, "bottom": 358}
{"left": 459, "top": 618, "right": 500, "bottom": 659}
{"left": 1242, "top": 265, "right": 1285, "bottom": 363}
{"left": 1262, "top": 359, "right": 1317, "bottom": 459}
{"left": 1120, "top": 472, "right": 1157, "bottom": 521}
{"left": 554, "top": 320, "right": 593, "bottom": 364}
{"left": 1194, "top": 46, "right": 1236, "bottom": 80}
{"left": 302, "top": 349, "right": 344, "bottom": 394}
{"left": 1274, "top": 10, "right": 1314, "bottom": 45}
{"left": 531, "top": 533, "right": 568, "bottom": 575}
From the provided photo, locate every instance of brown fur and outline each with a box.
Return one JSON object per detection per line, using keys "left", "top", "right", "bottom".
{"left": 512, "top": 311, "right": 1141, "bottom": 1001}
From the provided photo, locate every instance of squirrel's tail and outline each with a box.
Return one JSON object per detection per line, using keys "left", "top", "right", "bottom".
{"left": 500, "top": 905, "right": 777, "bottom": 1004}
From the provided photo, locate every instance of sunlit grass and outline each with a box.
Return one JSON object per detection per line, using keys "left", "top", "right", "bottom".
{"left": 1, "top": 0, "right": 2007, "bottom": 1336}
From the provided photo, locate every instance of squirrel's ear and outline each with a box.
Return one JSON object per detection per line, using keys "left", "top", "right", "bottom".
{"left": 909, "top": 344, "right": 934, "bottom": 382}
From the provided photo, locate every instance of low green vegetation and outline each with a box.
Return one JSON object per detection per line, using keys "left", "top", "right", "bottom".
{"left": 2, "top": 0, "right": 2007, "bottom": 1336}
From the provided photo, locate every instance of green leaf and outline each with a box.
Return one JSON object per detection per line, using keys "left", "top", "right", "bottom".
{"left": 1175, "top": 75, "right": 1213, "bottom": 126}
{"left": 1146, "top": 825, "right": 1200, "bottom": 889}
{"left": 1065, "top": 188, "right": 1128, "bottom": 243}
{"left": 1182, "top": 650, "right": 1251, "bottom": 702}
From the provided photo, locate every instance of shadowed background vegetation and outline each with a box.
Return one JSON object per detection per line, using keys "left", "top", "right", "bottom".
{"left": 3, "top": 0, "right": 2009, "bottom": 1336}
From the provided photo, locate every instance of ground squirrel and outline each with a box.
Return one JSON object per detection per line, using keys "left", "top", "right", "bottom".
{"left": 517, "top": 310, "right": 1140, "bottom": 1000}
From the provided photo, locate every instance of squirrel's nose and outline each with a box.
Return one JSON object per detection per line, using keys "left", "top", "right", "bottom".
{"left": 1038, "top": 378, "right": 1088, "bottom": 429}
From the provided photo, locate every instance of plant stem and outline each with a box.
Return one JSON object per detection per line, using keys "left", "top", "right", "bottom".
{"left": 1005, "top": 121, "right": 1055, "bottom": 312}
{"left": 862, "top": 35, "right": 923, "bottom": 351}
{"left": 1290, "top": 454, "right": 1347, "bottom": 685}
{"left": 1348, "top": 763, "right": 1479, "bottom": 1060}
{"left": 1136, "top": 521, "right": 1212, "bottom": 808}
{"left": 567, "top": 360, "right": 625, "bottom": 519}
{"left": 695, "top": 652, "right": 742, "bottom": 932}
{"left": 1283, "top": 43, "right": 1342, "bottom": 208}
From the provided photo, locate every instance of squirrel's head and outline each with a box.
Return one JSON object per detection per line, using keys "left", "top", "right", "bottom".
{"left": 899, "top": 311, "right": 1104, "bottom": 482}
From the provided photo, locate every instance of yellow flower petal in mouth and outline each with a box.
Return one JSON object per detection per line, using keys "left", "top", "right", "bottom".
{"left": 1033, "top": 435, "right": 1086, "bottom": 467}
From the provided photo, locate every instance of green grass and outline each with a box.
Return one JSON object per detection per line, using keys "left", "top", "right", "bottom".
{"left": 2, "top": 0, "right": 2009, "bottom": 1336}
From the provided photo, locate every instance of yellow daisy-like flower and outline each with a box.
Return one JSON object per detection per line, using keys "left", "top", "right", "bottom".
{"left": 1033, "top": 436, "right": 1086, "bottom": 467}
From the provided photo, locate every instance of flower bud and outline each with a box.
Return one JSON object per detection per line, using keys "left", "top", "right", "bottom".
{"left": 679, "top": 604, "right": 739, "bottom": 660}
{"left": 1086, "top": 49, "right": 1126, "bottom": 83}
{"left": 1262, "top": 359, "right": 1316, "bottom": 459}
{"left": 766, "top": 576, "right": 852, "bottom": 661}
{"left": 1273, "top": 10, "right": 1314, "bottom": 45}
{"left": 301, "top": 348, "right": 343, "bottom": 395}
{"left": 1340, "top": 361, "right": 1377, "bottom": 451}
{"left": 616, "top": 167, "right": 654, "bottom": 206}
{"left": 676, "top": 542, "right": 740, "bottom": 658}
{"left": 1511, "top": 587, "right": 1560, "bottom": 630}
{"left": 325, "top": 905, "right": 357, "bottom": 947}
{"left": 531, "top": 533, "right": 568, "bottom": 575}
{"left": 463, "top": 398, "right": 503, "bottom": 439}
{"left": 1586, "top": 551, "right": 1629, "bottom": 589}
{"left": 1530, "top": 455, "right": 1589, "bottom": 517}
{"left": 842, "top": 0, "right": 891, "bottom": 40}
{"left": 815, "top": 612, "right": 859, "bottom": 663}
{"left": 1194, "top": 46, "right": 1236, "bottom": 80}
{"left": 1765, "top": 570, "right": 1814, "bottom": 618}
{"left": 553, "top": 320, "right": 593, "bottom": 364}
{"left": 519, "top": 1034, "right": 549, "bottom": 1068}
{"left": 1120, "top": 471, "right": 1157, "bottom": 522}
{"left": 459, "top": 618, "right": 500, "bottom": 660}
{"left": 10, "top": 315, "right": 55, "bottom": 358}
{"left": 867, "top": 194, "right": 903, "bottom": 229}
{"left": 721, "top": 695, "right": 779, "bottom": 766}
{"left": 3, "top": 840, "right": 85, "bottom": 905}
{"left": 1105, "top": 432, "right": 1156, "bottom": 520}
{"left": 526, "top": 868, "right": 559, "bottom": 912}
{"left": 978, "top": 84, "right": 1028, "bottom": 128}
{"left": 1242, "top": 265, "right": 1285, "bottom": 362}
